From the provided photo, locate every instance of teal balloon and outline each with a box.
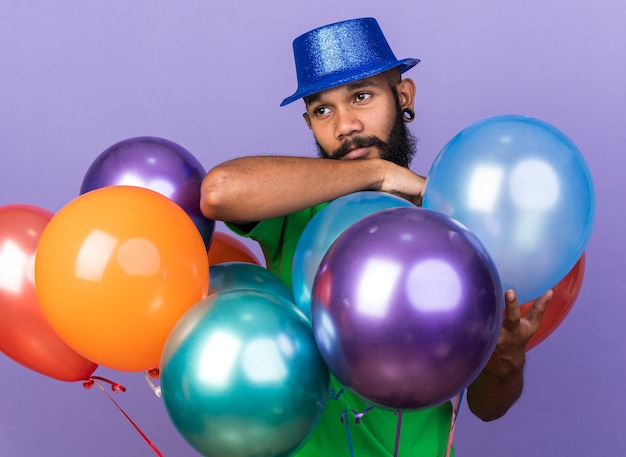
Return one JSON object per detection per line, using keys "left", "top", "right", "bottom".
{"left": 209, "top": 262, "right": 294, "bottom": 303}
{"left": 160, "top": 290, "right": 329, "bottom": 457}
{"left": 292, "top": 191, "right": 414, "bottom": 319}
{"left": 423, "top": 114, "right": 595, "bottom": 303}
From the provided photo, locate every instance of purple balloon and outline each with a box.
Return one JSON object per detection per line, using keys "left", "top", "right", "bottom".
{"left": 311, "top": 206, "right": 503, "bottom": 411}
{"left": 80, "top": 136, "right": 214, "bottom": 248}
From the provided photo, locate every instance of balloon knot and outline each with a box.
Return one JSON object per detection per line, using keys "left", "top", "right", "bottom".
{"left": 148, "top": 368, "right": 160, "bottom": 379}
{"left": 340, "top": 406, "right": 374, "bottom": 424}
{"left": 83, "top": 376, "right": 126, "bottom": 393}
{"left": 329, "top": 386, "right": 344, "bottom": 400}
{"left": 144, "top": 370, "right": 162, "bottom": 398}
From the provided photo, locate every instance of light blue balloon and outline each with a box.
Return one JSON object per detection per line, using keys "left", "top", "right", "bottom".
{"left": 423, "top": 114, "right": 595, "bottom": 303}
{"left": 160, "top": 289, "right": 329, "bottom": 457}
{"left": 292, "top": 191, "right": 414, "bottom": 319}
{"left": 209, "top": 261, "right": 294, "bottom": 304}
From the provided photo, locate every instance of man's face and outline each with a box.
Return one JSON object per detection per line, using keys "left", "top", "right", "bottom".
{"left": 303, "top": 73, "right": 416, "bottom": 167}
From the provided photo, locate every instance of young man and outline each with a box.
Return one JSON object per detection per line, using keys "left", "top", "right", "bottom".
{"left": 201, "top": 17, "right": 551, "bottom": 456}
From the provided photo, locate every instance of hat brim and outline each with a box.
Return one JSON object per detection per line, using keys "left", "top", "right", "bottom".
{"left": 280, "top": 57, "right": 420, "bottom": 106}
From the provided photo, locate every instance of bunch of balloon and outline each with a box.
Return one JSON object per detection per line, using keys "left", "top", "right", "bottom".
{"left": 34, "top": 186, "right": 209, "bottom": 372}
{"left": 0, "top": 204, "right": 97, "bottom": 381}
{"left": 523, "top": 252, "right": 585, "bottom": 351}
{"left": 422, "top": 114, "right": 595, "bottom": 304}
{"left": 292, "top": 191, "right": 414, "bottom": 320}
{"left": 80, "top": 136, "right": 215, "bottom": 249}
{"left": 160, "top": 289, "right": 329, "bottom": 457}
{"left": 207, "top": 230, "right": 262, "bottom": 266}
{"left": 311, "top": 206, "right": 503, "bottom": 410}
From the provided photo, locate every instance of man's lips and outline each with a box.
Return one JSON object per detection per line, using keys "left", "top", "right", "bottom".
{"left": 341, "top": 146, "right": 372, "bottom": 160}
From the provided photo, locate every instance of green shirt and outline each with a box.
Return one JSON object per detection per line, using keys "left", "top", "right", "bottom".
{"left": 227, "top": 206, "right": 454, "bottom": 456}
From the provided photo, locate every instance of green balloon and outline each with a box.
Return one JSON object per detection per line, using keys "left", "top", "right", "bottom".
{"left": 160, "top": 289, "right": 329, "bottom": 457}
{"left": 208, "top": 261, "right": 294, "bottom": 304}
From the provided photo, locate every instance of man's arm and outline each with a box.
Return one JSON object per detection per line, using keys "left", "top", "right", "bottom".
{"left": 466, "top": 289, "right": 552, "bottom": 421}
{"left": 200, "top": 155, "right": 425, "bottom": 224}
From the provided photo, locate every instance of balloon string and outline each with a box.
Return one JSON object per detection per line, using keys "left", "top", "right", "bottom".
{"left": 144, "top": 369, "right": 162, "bottom": 398}
{"left": 341, "top": 394, "right": 355, "bottom": 457}
{"left": 332, "top": 386, "right": 376, "bottom": 456}
{"left": 330, "top": 387, "right": 462, "bottom": 457}
{"left": 393, "top": 410, "right": 403, "bottom": 457}
{"left": 444, "top": 390, "right": 465, "bottom": 457}
{"left": 330, "top": 387, "right": 355, "bottom": 457}
{"left": 83, "top": 377, "right": 164, "bottom": 457}
{"left": 339, "top": 405, "right": 375, "bottom": 456}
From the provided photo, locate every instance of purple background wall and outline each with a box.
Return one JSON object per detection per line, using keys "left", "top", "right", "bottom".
{"left": 1, "top": 1, "right": 622, "bottom": 455}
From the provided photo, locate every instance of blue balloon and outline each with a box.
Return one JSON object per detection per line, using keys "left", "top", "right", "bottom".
{"left": 423, "top": 114, "right": 595, "bottom": 303}
{"left": 209, "top": 262, "right": 294, "bottom": 304}
{"left": 160, "top": 290, "right": 329, "bottom": 457}
{"left": 292, "top": 191, "right": 414, "bottom": 319}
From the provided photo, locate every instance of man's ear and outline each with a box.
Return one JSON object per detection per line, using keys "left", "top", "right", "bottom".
{"left": 397, "top": 77, "right": 416, "bottom": 111}
{"left": 302, "top": 112, "right": 312, "bottom": 129}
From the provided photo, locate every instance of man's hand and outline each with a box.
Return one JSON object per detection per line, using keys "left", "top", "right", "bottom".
{"left": 378, "top": 160, "right": 426, "bottom": 206}
{"left": 489, "top": 289, "right": 553, "bottom": 377}
{"left": 467, "top": 289, "right": 552, "bottom": 421}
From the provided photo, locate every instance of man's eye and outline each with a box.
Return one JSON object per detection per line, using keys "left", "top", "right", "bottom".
{"left": 355, "top": 93, "right": 371, "bottom": 102}
{"left": 315, "top": 107, "right": 330, "bottom": 116}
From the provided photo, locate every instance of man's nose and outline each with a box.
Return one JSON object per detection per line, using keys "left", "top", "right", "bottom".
{"left": 334, "top": 108, "right": 363, "bottom": 139}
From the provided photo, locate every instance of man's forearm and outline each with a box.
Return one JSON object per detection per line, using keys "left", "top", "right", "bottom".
{"left": 200, "top": 155, "right": 395, "bottom": 223}
{"left": 466, "top": 349, "right": 525, "bottom": 421}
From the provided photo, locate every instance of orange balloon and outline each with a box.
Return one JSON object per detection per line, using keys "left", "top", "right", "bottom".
{"left": 208, "top": 230, "right": 262, "bottom": 266}
{"left": 0, "top": 204, "right": 97, "bottom": 381}
{"left": 34, "top": 186, "right": 209, "bottom": 372}
{"left": 521, "top": 252, "right": 586, "bottom": 351}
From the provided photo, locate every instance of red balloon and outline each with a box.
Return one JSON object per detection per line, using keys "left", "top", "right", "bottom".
{"left": 522, "top": 252, "right": 586, "bottom": 351}
{"left": 0, "top": 204, "right": 97, "bottom": 381}
{"left": 207, "top": 231, "right": 261, "bottom": 266}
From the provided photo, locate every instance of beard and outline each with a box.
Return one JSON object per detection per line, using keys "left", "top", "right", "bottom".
{"left": 315, "top": 105, "right": 417, "bottom": 168}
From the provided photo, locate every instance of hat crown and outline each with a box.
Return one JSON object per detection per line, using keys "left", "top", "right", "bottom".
{"left": 281, "top": 17, "right": 419, "bottom": 106}
{"left": 296, "top": 18, "right": 395, "bottom": 84}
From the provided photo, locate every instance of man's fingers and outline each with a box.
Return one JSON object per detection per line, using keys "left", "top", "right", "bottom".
{"left": 503, "top": 289, "right": 521, "bottom": 331}
{"left": 526, "top": 290, "right": 553, "bottom": 325}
